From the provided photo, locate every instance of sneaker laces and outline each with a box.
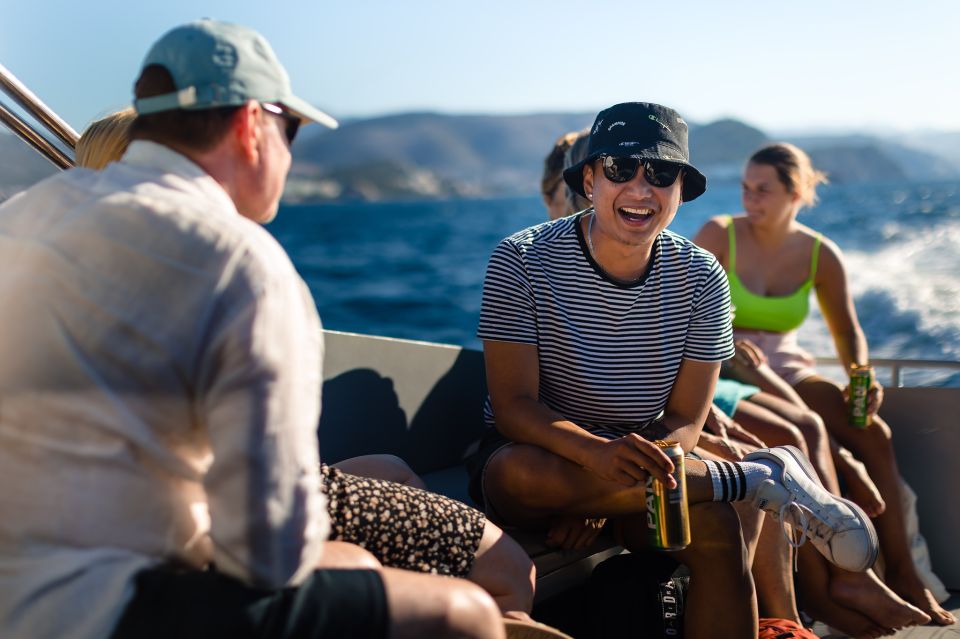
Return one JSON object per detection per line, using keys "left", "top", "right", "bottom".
{"left": 778, "top": 501, "right": 834, "bottom": 550}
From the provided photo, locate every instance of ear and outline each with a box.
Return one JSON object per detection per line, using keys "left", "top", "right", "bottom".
{"left": 232, "top": 101, "right": 263, "bottom": 164}
{"left": 582, "top": 163, "right": 595, "bottom": 200}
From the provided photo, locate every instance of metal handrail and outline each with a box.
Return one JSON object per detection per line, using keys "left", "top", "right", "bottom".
{"left": 0, "top": 99, "right": 74, "bottom": 169}
{"left": 813, "top": 356, "right": 960, "bottom": 388}
{"left": 0, "top": 63, "right": 78, "bottom": 150}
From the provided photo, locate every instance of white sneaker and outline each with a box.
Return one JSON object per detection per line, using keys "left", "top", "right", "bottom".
{"left": 744, "top": 445, "right": 879, "bottom": 573}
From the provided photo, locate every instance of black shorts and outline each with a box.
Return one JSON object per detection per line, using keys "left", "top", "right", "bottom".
{"left": 110, "top": 565, "right": 387, "bottom": 639}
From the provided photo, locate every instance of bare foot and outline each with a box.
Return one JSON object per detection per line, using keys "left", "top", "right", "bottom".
{"left": 885, "top": 569, "right": 958, "bottom": 626}
{"left": 799, "top": 594, "right": 892, "bottom": 639}
{"left": 830, "top": 569, "right": 931, "bottom": 630}
{"left": 839, "top": 456, "right": 886, "bottom": 518}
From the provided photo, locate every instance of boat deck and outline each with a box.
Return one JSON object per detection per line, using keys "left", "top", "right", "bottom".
{"left": 813, "top": 593, "right": 960, "bottom": 638}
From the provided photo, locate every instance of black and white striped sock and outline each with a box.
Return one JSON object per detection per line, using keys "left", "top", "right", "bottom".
{"left": 702, "top": 459, "right": 774, "bottom": 502}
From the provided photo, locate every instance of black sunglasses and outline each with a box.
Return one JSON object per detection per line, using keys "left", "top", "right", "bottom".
{"left": 599, "top": 155, "right": 683, "bottom": 188}
{"left": 261, "top": 102, "right": 301, "bottom": 145}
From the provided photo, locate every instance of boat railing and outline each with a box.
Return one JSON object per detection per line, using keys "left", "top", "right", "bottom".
{"left": 813, "top": 356, "right": 960, "bottom": 388}
{"left": 0, "top": 62, "right": 76, "bottom": 169}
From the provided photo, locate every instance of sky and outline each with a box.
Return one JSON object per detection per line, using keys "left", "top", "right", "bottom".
{"left": 2, "top": 0, "right": 958, "bottom": 136}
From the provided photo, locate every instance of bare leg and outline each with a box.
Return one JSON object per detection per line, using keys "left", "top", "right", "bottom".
{"left": 832, "top": 443, "right": 886, "bottom": 518}
{"left": 315, "top": 542, "right": 505, "bottom": 639}
{"left": 382, "top": 567, "right": 506, "bottom": 639}
{"left": 619, "top": 503, "right": 758, "bottom": 639}
{"left": 325, "top": 465, "right": 534, "bottom": 620}
{"left": 483, "top": 444, "right": 716, "bottom": 526}
{"left": 796, "top": 545, "right": 892, "bottom": 639}
{"left": 486, "top": 446, "right": 756, "bottom": 639}
{"left": 697, "top": 442, "right": 798, "bottom": 623}
{"left": 796, "top": 376, "right": 951, "bottom": 625}
{"left": 333, "top": 454, "right": 427, "bottom": 489}
{"left": 740, "top": 392, "right": 840, "bottom": 495}
{"left": 468, "top": 521, "right": 536, "bottom": 618}
{"left": 752, "top": 517, "right": 799, "bottom": 621}
{"left": 317, "top": 540, "right": 383, "bottom": 569}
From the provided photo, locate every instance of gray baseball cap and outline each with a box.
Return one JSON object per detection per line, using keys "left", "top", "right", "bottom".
{"left": 134, "top": 20, "right": 338, "bottom": 129}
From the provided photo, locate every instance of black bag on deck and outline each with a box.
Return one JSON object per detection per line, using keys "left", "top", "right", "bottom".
{"left": 587, "top": 552, "right": 689, "bottom": 638}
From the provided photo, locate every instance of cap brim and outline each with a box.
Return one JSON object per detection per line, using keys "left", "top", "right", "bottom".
{"left": 562, "top": 155, "right": 596, "bottom": 199}
{"left": 283, "top": 95, "right": 338, "bottom": 130}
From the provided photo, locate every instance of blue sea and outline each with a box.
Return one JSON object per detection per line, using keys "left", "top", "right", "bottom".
{"left": 267, "top": 181, "right": 960, "bottom": 387}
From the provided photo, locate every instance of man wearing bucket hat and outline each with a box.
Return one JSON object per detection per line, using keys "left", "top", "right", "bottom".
{"left": 0, "top": 19, "right": 551, "bottom": 639}
{"left": 469, "top": 102, "right": 879, "bottom": 639}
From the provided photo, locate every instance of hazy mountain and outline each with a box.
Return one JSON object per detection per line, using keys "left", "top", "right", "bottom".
{"left": 3, "top": 114, "right": 958, "bottom": 204}
{"left": 688, "top": 119, "right": 769, "bottom": 181}
{"left": 788, "top": 134, "right": 955, "bottom": 182}
{"left": 292, "top": 111, "right": 595, "bottom": 197}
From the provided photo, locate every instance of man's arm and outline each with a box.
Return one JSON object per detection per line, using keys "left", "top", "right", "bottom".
{"left": 198, "top": 268, "right": 327, "bottom": 588}
{"left": 661, "top": 358, "right": 721, "bottom": 453}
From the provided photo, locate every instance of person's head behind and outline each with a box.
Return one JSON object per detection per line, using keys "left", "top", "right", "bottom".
{"left": 76, "top": 108, "right": 137, "bottom": 170}
{"left": 562, "top": 132, "right": 592, "bottom": 215}
{"left": 541, "top": 130, "right": 580, "bottom": 220}
{"left": 541, "top": 128, "right": 594, "bottom": 220}
{"left": 129, "top": 20, "right": 338, "bottom": 223}
{"left": 746, "top": 143, "right": 828, "bottom": 212}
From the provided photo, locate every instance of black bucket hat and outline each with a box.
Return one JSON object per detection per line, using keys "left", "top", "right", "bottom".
{"left": 563, "top": 102, "right": 707, "bottom": 202}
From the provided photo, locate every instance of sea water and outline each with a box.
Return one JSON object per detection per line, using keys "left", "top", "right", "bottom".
{"left": 268, "top": 180, "right": 960, "bottom": 387}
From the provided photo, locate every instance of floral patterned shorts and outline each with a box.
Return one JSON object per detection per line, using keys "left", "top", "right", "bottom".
{"left": 321, "top": 464, "right": 485, "bottom": 578}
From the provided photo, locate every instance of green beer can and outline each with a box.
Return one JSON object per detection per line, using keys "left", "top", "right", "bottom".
{"left": 645, "top": 440, "right": 690, "bottom": 551}
{"left": 849, "top": 364, "right": 873, "bottom": 429}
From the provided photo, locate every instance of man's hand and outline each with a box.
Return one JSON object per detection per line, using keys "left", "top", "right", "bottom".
{"left": 583, "top": 434, "right": 675, "bottom": 488}
{"left": 545, "top": 515, "right": 607, "bottom": 550}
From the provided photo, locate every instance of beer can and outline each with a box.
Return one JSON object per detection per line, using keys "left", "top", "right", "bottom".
{"left": 645, "top": 440, "right": 690, "bottom": 551}
{"left": 849, "top": 364, "right": 873, "bottom": 429}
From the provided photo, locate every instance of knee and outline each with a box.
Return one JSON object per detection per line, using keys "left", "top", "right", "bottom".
{"left": 867, "top": 416, "right": 893, "bottom": 443}
{"left": 472, "top": 522, "right": 536, "bottom": 611}
{"left": 686, "top": 501, "right": 747, "bottom": 560}
{"left": 485, "top": 448, "right": 560, "bottom": 510}
{"left": 378, "top": 454, "right": 427, "bottom": 489}
{"left": 317, "top": 541, "right": 382, "bottom": 570}
{"left": 795, "top": 410, "right": 828, "bottom": 444}
{"left": 779, "top": 423, "right": 810, "bottom": 457}
{"left": 442, "top": 581, "right": 503, "bottom": 638}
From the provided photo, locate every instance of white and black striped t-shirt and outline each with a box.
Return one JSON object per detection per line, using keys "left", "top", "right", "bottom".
{"left": 478, "top": 211, "right": 734, "bottom": 436}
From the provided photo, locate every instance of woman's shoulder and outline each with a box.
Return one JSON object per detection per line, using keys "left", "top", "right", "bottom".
{"left": 793, "top": 222, "right": 841, "bottom": 255}
{"left": 692, "top": 214, "right": 737, "bottom": 258}
{"left": 791, "top": 223, "right": 845, "bottom": 280}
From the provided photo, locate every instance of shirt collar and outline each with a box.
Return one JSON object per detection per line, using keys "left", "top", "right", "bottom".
{"left": 121, "top": 140, "right": 239, "bottom": 215}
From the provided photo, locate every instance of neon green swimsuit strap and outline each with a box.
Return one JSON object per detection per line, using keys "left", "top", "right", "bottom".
{"left": 726, "top": 215, "right": 736, "bottom": 272}
{"left": 808, "top": 232, "right": 823, "bottom": 284}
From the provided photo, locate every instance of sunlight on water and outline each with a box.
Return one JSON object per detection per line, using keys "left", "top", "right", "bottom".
{"left": 269, "top": 180, "right": 960, "bottom": 387}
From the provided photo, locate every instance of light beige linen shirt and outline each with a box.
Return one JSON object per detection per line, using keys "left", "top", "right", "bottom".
{"left": 0, "top": 141, "right": 328, "bottom": 639}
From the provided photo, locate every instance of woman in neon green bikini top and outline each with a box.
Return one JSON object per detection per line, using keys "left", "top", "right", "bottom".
{"left": 694, "top": 142, "right": 957, "bottom": 628}
{"left": 724, "top": 214, "right": 822, "bottom": 334}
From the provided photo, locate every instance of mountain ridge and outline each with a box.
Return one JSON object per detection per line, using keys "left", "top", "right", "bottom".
{"left": 3, "top": 112, "right": 958, "bottom": 204}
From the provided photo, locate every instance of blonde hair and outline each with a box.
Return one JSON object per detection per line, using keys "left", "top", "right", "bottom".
{"left": 76, "top": 107, "right": 136, "bottom": 170}
{"left": 748, "top": 142, "right": 828, "bottom": 208}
